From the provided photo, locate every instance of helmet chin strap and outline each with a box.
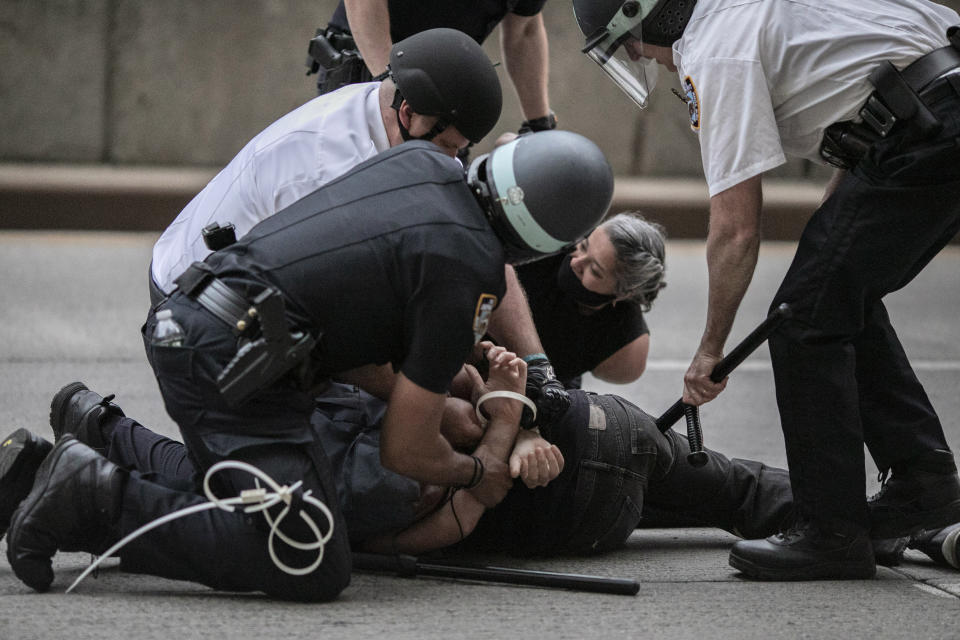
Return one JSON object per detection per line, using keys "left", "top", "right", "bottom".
{"left": 392, "top": 90, "right": 449, "bottom": 142}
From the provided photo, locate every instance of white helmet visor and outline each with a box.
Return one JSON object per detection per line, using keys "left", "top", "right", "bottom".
{"left": 580, "top": 0, "right": 661, "bottom": 108}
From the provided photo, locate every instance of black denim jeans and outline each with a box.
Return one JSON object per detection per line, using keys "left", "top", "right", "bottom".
{"left": 470, "top": 393, "right": 794, "bottom": 555}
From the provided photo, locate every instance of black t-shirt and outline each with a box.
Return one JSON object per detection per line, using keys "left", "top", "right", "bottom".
{"left": 515, "top": 253, "right": 649, "bottom": 383}
{"left": 329, "top": 0, "right": 547, "bottom": 44}
{"left": 205, "top": 141, "right": 506, "bottom": 394}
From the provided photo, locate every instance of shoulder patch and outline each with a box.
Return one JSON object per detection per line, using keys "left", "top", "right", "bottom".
{"left": 683, "top": 76, "right": 700, "bottom": 131}
{"left": 472, "top": 293, "right": 498, "bottom": 344}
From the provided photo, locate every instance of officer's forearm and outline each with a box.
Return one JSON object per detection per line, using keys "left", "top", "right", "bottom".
{"left": 484, "top": 265, "right": 545, "bottom": 357}
{"left": 344, "top": 0, "right": 392, "bottom": 76}
{"left": 379, "top": 374, "right": 480, "bottom": 486}
{"left": 702, "top": 177, "right": 763, "bottom": 353}
{"left": 500, "top": 13, "right": 551, "bottom": 121}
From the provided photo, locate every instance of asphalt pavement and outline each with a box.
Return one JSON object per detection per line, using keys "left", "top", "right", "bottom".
{"left": 1, "top": 230, "right": 959, "bottom": 639}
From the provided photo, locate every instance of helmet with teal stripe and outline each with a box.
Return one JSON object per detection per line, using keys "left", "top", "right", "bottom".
{"left": 467, "top": 130, "right": 614, "bottom": 265}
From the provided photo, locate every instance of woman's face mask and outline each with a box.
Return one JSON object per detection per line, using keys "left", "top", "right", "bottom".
{"left": 556, "top": 253, "right": 617, "bottom": 307}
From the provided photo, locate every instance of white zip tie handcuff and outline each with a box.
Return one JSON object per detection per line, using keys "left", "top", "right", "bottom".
{"left": 474, "top": 390, "right": 537, "bottom": 427}
{"left": 66, "top": 460, "right": 334, "bottom": 593}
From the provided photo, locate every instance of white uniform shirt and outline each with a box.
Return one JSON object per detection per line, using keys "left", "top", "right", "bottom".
{"left": 151, "top": 82, "right": 391, "bottom": 292}
{"left": 674, "top": 0, "right": 958, "bottom": 196}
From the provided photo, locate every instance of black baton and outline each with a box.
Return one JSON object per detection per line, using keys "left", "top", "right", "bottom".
{"left": 353, "top": 552, "right": 640, "bottom": 596}
{"left": 655, "top": 303, "right": 792, "bottom": 465}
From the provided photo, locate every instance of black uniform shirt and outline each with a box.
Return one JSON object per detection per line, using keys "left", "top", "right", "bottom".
{"left": 330, "top": 0, "right": 547, "bottom": 44}
{"left": 516, "top": 253, "right": 649, "bottom": 384}
{"left": 205, "top": 141, "right": 506, "bottom": 394}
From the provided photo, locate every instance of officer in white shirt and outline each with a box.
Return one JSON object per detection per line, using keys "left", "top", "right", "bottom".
{"left": 574, "top": 0, "right": 960, "bottom": 580}
{"left": 150, "top": 27, "right": 502, "bottom": 297}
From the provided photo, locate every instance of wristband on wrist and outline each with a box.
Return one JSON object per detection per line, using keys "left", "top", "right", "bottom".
{"left": 461, "top": 455, "right": 485, "bottom": 490}
{"left": 519, "top": 112, "right": 558, "bottom": 133}
{"left": 521, "top": 353, "right": 548, "bottom": 364}
{"left": 474, "top": 390, "right": 537, "bottom": 426}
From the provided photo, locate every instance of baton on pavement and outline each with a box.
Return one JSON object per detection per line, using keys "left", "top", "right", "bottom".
{"left": 352, "top": 552, "right": 640, "bottom": 596}
{"left": 655, "top": 303, "right": 793, "bottom": 467}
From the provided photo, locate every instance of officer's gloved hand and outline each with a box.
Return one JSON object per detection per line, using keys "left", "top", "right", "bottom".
{"left": 522, "top": 353, "right": 570, "bottom": 428}
{"left": 517, "top": 112, "right": 557, "bottom": 136}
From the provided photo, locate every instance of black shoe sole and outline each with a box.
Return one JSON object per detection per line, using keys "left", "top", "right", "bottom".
{"left": 5, "top": 437, "right": 78, "bottom": 592}
{"left": 871, "top": 500, "right": 960, "bottom": 540}
{"left": 729, "top": 550, "right": 877, "bottom": 581}
{"left": 48, "top": 381, "right": 89, "bottom": 442}
{"left": 0, "top": 429, "right": 53, "bottom": 539}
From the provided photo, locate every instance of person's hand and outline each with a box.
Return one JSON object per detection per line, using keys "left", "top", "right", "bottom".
{"left": 682, "top": 348, "right": 728, "bottom": 405}
{"left": 469, "top": 446, "right": 514, "bottom": 508}
{"left": 494, "top": 132, "right": 518, "bottom": 147}
{"left": 440, "top": 397, "right": 484, "bottom": 451}
{"left": 509, "top": 429, "right": 564, "bottom": 488}
{"left": 466, "top": 342, "right": 527, "bottom": 422}
{"left": 524, "top": 354, "right": 570, "bottom": 428}
{"left": 448, "top": 365, "right": 475, "bottom": 401}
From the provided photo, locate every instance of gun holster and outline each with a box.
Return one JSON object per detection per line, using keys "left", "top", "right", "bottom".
{"left": 216, "top": 288, "right": 317, "bottom": 407}
{"left": 305, "top": 28, "right": 373, "bottom": 95}
{"left": 175, "top": 263, "right": 318, "bottom": 407}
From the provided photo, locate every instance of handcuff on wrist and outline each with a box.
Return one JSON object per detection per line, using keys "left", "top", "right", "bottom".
{"left": 474, "top": 390, "right": 537, "bottom": 427}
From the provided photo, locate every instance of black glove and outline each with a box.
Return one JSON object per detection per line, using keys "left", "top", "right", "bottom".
{"left": 523, "top": 354, "right": 570, "bottom": 428}
{"left": 518, "top": 112, "right": 558, "bottom": 135}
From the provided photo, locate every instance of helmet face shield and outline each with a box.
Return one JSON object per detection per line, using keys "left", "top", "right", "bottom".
{"left": 579, "top": 0, "right": 662, "bottom": 108}
{"left": 585, "top": 42, "right": 659, "bottom": 109}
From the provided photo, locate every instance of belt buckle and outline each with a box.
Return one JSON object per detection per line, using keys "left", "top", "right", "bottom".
{"left": 859, "top": 94, "right": 897, "bottom": 137}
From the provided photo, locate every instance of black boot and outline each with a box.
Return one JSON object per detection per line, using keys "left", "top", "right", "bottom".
{"left": 910, "top": 523, "right": 960, "bottom": 569}
{"left": 872, "top": 536, "right": 909, "bottom": 567}
{"left": 48, "top": 381, "right": 124, "bottom": 454}
{"left": 6, "top": 435, "right": 124, "bottom": 592}
{"left": 0, "top": 429, "right": 53, "bottom": 539}
{"left": 868, "top": 449, "right": 960, "bottom": 539}
{"left": 729, "top": 520, "right": 876, "bottom": 580}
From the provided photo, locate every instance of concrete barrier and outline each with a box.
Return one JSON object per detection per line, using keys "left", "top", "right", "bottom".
{"left": 0, "top": 162, "right": 823, "bottom": 239}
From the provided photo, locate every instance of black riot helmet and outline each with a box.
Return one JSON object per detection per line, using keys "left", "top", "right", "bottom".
{"left": 572, "top": 0, "right": 699, "bottom": 107}
{"left": 388, "top": 28, "right": 503, "bottom": 144}
{"left": 467, "top": 130, "right": 614, "bottom": 265}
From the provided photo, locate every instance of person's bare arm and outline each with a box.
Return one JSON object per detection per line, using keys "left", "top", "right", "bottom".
{"left": 363, "top": 344, "right": 528, "bottom": 554}
{"left": 361, "top": 487, "right": 484, "bottom": 554}
{"left": 343, "top": 0, "right": 393, "bottom": 76}
{"left": 590, "top": 334, "right": 650, "bottom": 384}
{"left": 683, "top": 175, "right": 763, "bottom": 406}
{"left": 334, "top": 363, "right": 396, "bottom": 400}
{"left": 500, "top": 12, "right": 551, "bottom": 122}
{"left": 484, "top": 265, "right": 546, "bottom": 357}
{"left": 380, "top": 374, "right": 511, "bottom": 509}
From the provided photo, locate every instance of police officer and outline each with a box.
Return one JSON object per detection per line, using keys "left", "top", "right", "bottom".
{"left": 4, "top": 130, "right": 614, "bottom": 599}
{"left": 573, "top": 0, "right": 960, "bottom": 580}
{"left": 307, "top": 0, "right": 556, "bottom": 135}
{"left": 153, "top": 26, "right": 568, "bottom": 427}
{"left": 152, "top": 27, "right": 502, "bottom": 298}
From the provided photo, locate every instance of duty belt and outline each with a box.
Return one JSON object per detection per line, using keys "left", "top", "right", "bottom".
{"left": 173, "top": 262, "right": 317, "bottom": 406}
{"left": 820, "top": 35, "right": 960, "bottom": 169}
{"left": 858, "top": 43, "right": 960, "bottom": 138}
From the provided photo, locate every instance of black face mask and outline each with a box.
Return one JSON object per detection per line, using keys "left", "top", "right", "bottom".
{"left": 556, "top": 254, "right": 616, "bottom": 307}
